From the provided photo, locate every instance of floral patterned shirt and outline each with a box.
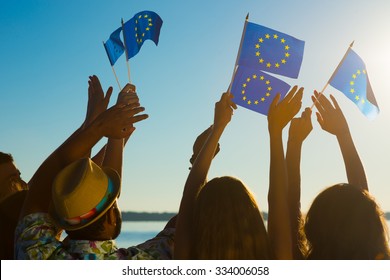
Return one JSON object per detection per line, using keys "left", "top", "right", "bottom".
{"left": 15, "top": 213, "right": 174, "bottom": 260}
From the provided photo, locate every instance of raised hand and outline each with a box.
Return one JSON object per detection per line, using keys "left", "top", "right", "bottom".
{"left": 311, "top": 91, "right": 349, "bottom": 137}
{"left": 213, "top": 92, "right": 237, "bottom": 130}
{"left": 93, "top": 103, "right": 148, "bottom": 139}
{"left": 288, "top": 107, "right": 313, "bottom": 144}
{"left": 268, "top": 86, "right": 304, "bottom": 134}
{"left": 85, "top": 75, "right": 113, "bottom": 126}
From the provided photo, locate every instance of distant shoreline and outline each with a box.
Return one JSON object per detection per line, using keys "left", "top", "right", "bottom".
{"left": 122, "top": 211, "right": 390, "bottom": 221}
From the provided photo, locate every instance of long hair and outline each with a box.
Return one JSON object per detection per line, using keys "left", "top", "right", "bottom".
{"left": 302, "top": 183, "right": 389, "bottom": 259}
{"left": 191, "top": 176, "right": 272, "bottom": 259}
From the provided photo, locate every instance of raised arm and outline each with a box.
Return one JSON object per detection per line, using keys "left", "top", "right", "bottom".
{"left": 312, "top": 91, "right": 368, "bottom": 191}
{"left": 286, "top": 107, "right": 312, "bottom": 259}
{"left": 21, "top": 102, "right": 148, "bottom": 218}
{"left": 267, "top": 86, "right": 303, "bottom": 260}
{"left": 174, "top": 92, "right": 236, "bottom": 259}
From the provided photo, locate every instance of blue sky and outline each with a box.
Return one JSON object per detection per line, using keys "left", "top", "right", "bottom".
{"left": 1, "top": 0, "right": 389, "bottom": 213}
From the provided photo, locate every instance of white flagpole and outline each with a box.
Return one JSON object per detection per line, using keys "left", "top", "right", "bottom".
{"left": 121, "top": 18, "right": 132, "bottom": 84}
{"left": 227, "top": 13, "right": 249, "bottom": 93}
{"left": 311, "top": 41, "right": 354, "bottom": 109}
{"left": 102, "top": 41, "right": 122, "bottom": 90}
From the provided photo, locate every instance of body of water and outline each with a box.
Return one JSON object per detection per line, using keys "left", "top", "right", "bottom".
{"left": 116, "top": 220, "right": 390, "bottom": 249}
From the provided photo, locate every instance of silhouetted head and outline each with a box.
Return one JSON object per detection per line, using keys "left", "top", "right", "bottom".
{"left": 191, "top": 176, "right": 272, "bottom": 259}
{"left": 49, "top": 158, "right": 122, "bottom": 240}
{"left": 303, "top": 183, "right": 389, "bottom": 259}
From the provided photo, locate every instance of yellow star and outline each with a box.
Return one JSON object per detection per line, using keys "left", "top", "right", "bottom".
{"left": 266, "top": 93, "right": 270, "bottom": 97}
{"left": 357, "top": 70, "right": 361, "bottom": 75}
{"left": 273, "top": 34, "right": 278, "bottom": 39}
{"left": 255, "top": 100, "right": 259, "bottom": 104}
{"left": 243, "top": 83, "right": 247, "bottom": 88}
{"left": 268, "top": 87, "right": 272, "bottom": 91}
{"left": 246, "top": 78, "right": 251, "bottom": 82}
{"left": 248, "top": 100, "right": 252, "bottom": 104}
{"left": 259, "top": 58, "right": 264, "bottom": 63}
{"left": 281, "top": 38, "right": 286, "bottom": 43}
{"left": 266, "top": 80, "right": 270, "bottom": 85}
{"left": 241, "top": 90, "right": 245, "bottom": 94}
{"left": 148, "top": 18, "right": 152, "bottom": 22}
{"left": 243, "top": 96, "right": 247, "bottom": 100}
{"left": 352, "top": 74, "right": 357, "bottom": 79}
{"left": 266, "top": 63, "right": 271, "bottom": 68}
{"left": 363, "top": 70, "right": 367, "bottom": 74}
{"left": 275, "top": 63, "right": 280, "bottom": 68}
{"left": 350, "top": 81, "right": 355, "bottom": 86}
{"left": 350, "top": 88, "right": 355, "bottom": 93}
{"left": 285, "top": 45, "right": 290, "bottom": 50}
{"left": 265, "top": 34, "right": 270, "bottom": 39}
{"left": 260, "top": 76, "right": 265, "bottom": 80}
{"left": 255, "top": 44, "right": 260, "bottom": 49}
{"left": 285, "top": 52, "right": 290, "bottom": 58}
{"left": 135, "top": 33, "right": 138, "bottom": 37}
{"left": 253, "top": 74, "right": 257, "bottom": 79}
{"left": 355, "top": 95, "right": 360, "bottom": 101}
{"left": 281, "top": 59, "right": 286, "bottom": 64}
{"left": 144, "top": 14, "right": 148, "bottom": 18}
{"left": 256, "top": 51, "right": 260, "bottom": 56}
{"left": 259, "top": 38, "right": 264, "bottom": 43}
{"left": 149, "top": 23, "right": 153, "bottom": 26}
{"left": 135, "top": 27, "right": 138, "bottom": 31}
{"left": 142, "top": 33, "right": 145, "bottom": 37}
{"left": 138, "top": 15, "right": 142, "bottom": 19}
{"left": 135, "top": 20, "right": 138, "bottom": 24}
{"left": 146, "top": 27, "right": 150, "bottom": 31}
{"left": 261, "top": 97, "right": 265, "bottom": 102}
{"left": 361, "top": 99, "right": 366, "bottom": 104}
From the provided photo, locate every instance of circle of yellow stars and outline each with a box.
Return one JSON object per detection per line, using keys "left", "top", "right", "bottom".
{"left": 134, "top": 14, "right": 154, "bottom": 45}
{"left": 349, "top": 69, "right": 367, "bottom": 105}
{"left": 255, "top": 33, "right": 291, "bottom": 69}
{"left": 241, "top": 74, "right": 273, "bottom": 106}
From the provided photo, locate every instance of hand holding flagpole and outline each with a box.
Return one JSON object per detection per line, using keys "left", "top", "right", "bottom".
{"left": 311, "top": 41, "right": 354, "bottom": 110}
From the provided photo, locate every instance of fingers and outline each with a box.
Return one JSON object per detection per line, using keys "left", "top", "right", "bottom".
{"left": 284, "top": 85, "right": 299, "bottom": 103}
{"left": 316, "top": 111, "right": 324, "bottom": 129}
{"left": 105, "top": 87, "right": 113, "bottom": 102}
{"left": 329, "top": 94, "right": 341, "bottom": 111}
{"left": 270, "top": 93, "right": 281, "bottom": 109}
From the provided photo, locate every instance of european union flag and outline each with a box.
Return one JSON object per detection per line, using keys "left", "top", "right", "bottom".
{"left": 329, "top": 49, "right": 379, "bottom": 119}
{"left": 104, "top": 27, "right": 125, "bottom": 66}
{"left": 238, "top": 22, "right": 305, "bottom": 78}
{"left": 231, "top": 65, "right": 291, "bottom": 116}
{"left": 123, "top": 11, "right": 163, "bottom": 59}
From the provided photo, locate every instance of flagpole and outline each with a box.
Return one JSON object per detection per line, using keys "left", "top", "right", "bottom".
{"left": 311, "top": 41, "right": 354, "bottom": 109}
{"left": 227, "top": 13, "right": 249, "bottom": 93}
{"left": 121, "top": 18, "right": 132, "bottom": 84}
{"left": 102, "top": 41, "right": 122, "bottom": 90}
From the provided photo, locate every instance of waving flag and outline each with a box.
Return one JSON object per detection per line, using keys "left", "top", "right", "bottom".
{"left": 122, "top": 11, "right": 163, "bottom": 59}
{"left": 237, "top": 22, "right": 305, "bottom": 78}
{"left": 329, "top": 49, "right": 379, "bottom": 119}
{"left": 103, "top": 27, "right": 125, "bottom": 66}
{"left": 231, "top": 65, "right": 291, "bottom": 115}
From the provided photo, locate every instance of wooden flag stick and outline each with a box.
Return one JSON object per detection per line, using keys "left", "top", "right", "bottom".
{"left": 227, "top": 13, "right": 249, "bottom": 93}
{"left": 311, "top": 41, "right": 354, "bottom": 109}
{"left": 102, "top": 41, "right": 122, "bottom": 90}
{"left": 121, "top": 18, "right": 132, "bottom": 84}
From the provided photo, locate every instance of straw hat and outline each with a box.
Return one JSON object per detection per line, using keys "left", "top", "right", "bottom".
{"left": 49, "top": 158, "right": 121, "bottom": 231}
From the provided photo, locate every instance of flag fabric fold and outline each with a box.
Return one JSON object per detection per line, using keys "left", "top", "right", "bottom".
{"left": 122, "top": 11, "right": 163, "bottom": 60}
{"left": 104, "top": 27, "right": 125, "bottom": 66}
{"left": 237, "top": 22, "right": 305, "bottom": 78}
{"left": 230, "top": 65, "right": 291, "bottom": 116}
{"left": 329, "top": 49, "right": 379, "bottom": 119}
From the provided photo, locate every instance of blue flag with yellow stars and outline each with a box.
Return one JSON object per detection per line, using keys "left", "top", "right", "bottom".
{"left": 123, "top": 11, "right": 163, "bottom": 59}
{"left": 238, "top": 22, "right": 305, "bottom": 79}
{"left": 329, "top": 49, "right": 379, "bottom": 119}
{"left": 231, "top": 65, "right": 291, "bottom": 116}
{"left": 104, "top": 27, "right": 125, "bottom": 66}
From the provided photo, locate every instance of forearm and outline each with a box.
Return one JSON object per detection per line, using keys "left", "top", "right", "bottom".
{"left": 286, "top": 139, "right": 303, "bottom": 259}
{"left": 337, "top": 131, "right": 368, "bottom": 191}
{"left": 102, "top": 138, "right": 124, "bottom": 178}
{"left": 268, "top": 130, "right": 292, "bottom": 260}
